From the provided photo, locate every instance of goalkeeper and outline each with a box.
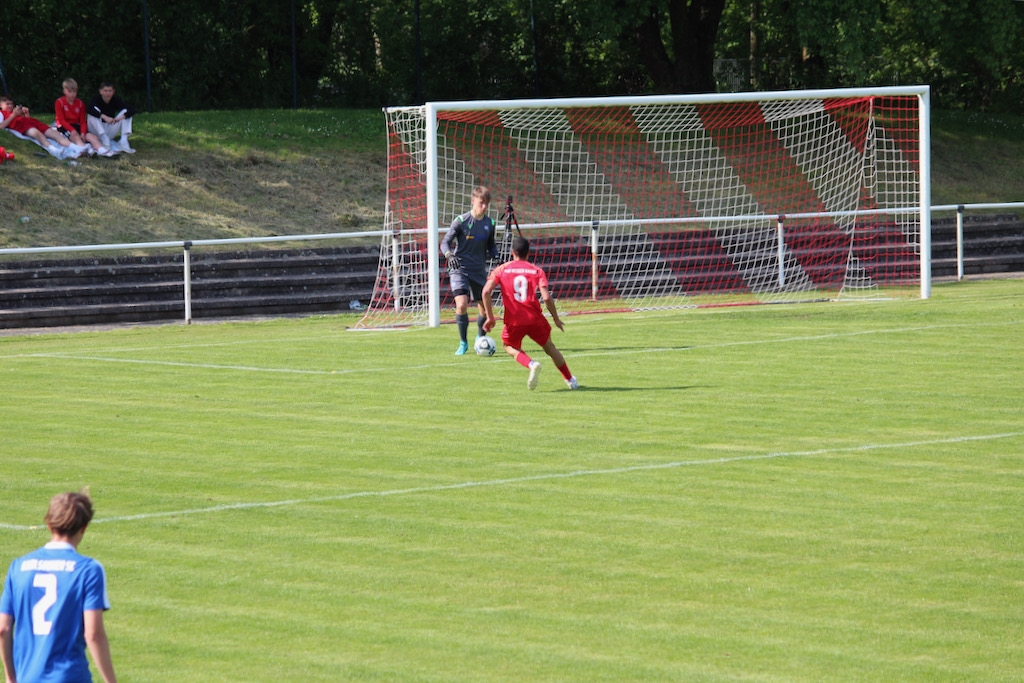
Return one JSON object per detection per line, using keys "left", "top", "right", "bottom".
{"left": 441, "top": 185, "right": 498, "bottom": 355}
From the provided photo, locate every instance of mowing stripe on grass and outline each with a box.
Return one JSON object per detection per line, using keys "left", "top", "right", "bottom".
{"left": 2, "top": 431, "right": 1019, "bottom": 532}
{"left": 579, "top": 319, "right": 1024, "bottom": 357}
{"left": 6, "top": 320, "right": 1021, "bottom": 376}
{"left": 7, "top": 352, "right": 472, "bottom": 375}
{"left": 14, "top": 354, "right": 342, "bottom": 375}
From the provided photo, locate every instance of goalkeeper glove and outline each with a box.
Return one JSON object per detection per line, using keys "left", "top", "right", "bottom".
{"left": 445, "top": 251, "right": 462, "bottom": 271}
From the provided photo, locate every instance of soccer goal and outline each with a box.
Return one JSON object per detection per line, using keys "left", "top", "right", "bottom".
{"left": 355, "top": 86, "right": 930, "bottom": 329}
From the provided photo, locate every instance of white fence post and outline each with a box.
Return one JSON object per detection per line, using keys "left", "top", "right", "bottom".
{"left": 956, "top": 204, "right": 965, "bottom": 281}
{"left": 183, "top": 241, "right": 193, "bottom": 324}
{"left": 776, "top": 215, "right": 786, "bottom": 288}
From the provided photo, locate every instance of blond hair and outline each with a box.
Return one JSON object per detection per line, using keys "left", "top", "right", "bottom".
{"left": 62, "top": 78, "right": 78, "bottom": 90}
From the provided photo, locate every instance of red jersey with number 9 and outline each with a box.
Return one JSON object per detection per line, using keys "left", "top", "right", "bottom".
{"left": 488, "top": 260, "right": 550, "bottom": 328}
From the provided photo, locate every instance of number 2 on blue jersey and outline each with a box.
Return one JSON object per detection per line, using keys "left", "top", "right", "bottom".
{"left": 32, "top": 573, "right": 57, "bottom": 635}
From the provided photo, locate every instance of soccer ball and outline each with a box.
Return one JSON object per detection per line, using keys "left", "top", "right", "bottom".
{"left": 474, "top": 335, "right": 497, "bottom": 356}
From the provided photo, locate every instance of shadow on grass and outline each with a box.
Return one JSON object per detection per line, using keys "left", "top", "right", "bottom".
{"left": 568, "top": 345, "right": 695, "bottom": 353}
{"left": 561, "top": 384, "right": 705, "bottom": 393}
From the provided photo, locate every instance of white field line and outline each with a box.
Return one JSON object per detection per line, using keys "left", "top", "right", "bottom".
{"left": 5, "top": 353, "right": 468, "bottom": 375}
{"left": 1, "top": 432, "right": 1020, "bottom": 532}
{"left": 10, "top": 355, "right": 342, "bottom": 375}
{"left": 5, "top": 320, "right": 1022, "bottom": 376}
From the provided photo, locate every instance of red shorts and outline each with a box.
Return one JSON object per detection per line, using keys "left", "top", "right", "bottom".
{"left": 9, "top": 117, "right": 50, "bottom": 135}
{"left": 501, "top": 319, "right": 551, "bottom": 349}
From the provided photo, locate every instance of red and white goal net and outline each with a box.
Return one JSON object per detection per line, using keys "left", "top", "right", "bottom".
{"left": 356, "top": 87, "right": 929, "bottom": 329}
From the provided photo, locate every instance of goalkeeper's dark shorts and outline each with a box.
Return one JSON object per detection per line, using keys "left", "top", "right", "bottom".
{"left": 449, "top": 272, "right": 485, "bottom": 303}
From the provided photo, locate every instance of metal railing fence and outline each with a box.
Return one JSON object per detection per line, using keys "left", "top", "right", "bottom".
{"left": 2, "top": 203, "right": 1023, "bottom": 324}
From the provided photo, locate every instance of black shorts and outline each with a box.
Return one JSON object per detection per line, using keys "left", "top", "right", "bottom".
{"left": 56, "top": 124, "right": 81, "bottom": 139}
{"left": 450, "top": 273, "right": 484, "bottom": 303}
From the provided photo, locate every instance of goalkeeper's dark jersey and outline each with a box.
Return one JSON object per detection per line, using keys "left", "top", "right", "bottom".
{"left": 441, "top": 211, "right": 498, "bottom": 285}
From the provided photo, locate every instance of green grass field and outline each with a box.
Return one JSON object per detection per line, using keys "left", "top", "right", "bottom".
{"left": 2, "top": 280, "right": 1023, "bottom": 682}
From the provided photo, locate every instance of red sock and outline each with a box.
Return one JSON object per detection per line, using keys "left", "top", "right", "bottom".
{"left": 515, "top": 351, "right": 532, "bottom": 368}
{"left": 557, "top": 362, "right": 572, "bottom": 380}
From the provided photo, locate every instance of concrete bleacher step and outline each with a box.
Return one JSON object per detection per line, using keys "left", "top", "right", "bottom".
{"left": 0, "top": 301, "right": 186, "bottom": 327}
{"left": 930, "top": 214, "right": 1024, "bottom": 279}
{"left": 0, "top": 246, "right": 378, "bottom": 329}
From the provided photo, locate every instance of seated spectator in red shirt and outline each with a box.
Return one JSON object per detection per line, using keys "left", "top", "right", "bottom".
{"left": 0, "top": 95, "right": 86, "bottom": 159}
{"left": 55, "top": 78, "right": 110, "bottom": 157}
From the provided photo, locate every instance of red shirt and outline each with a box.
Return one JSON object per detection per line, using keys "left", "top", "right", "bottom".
{"left": 488, "top": 260, "right": 550, "bottom": 328}
{"left": 55, "top": 96, "right": 87, "bottom": 133}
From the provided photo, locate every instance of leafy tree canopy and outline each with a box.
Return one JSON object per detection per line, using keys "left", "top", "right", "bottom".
{"left": 0, "top": 0, "right": 1020, "bottom": 111}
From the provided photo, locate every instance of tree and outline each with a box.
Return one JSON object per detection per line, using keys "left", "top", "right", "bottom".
{"left": 1, "top": 0, "right": 1022, "bottom": 111}
{"left": 548, "top": 0, "right": 728, "bottom": 95}
{"left": 874, "top": 0, "right": 1024, "bottom": 110}
{"left": 717, "top": 0, "right": 887, "bottom": 92}
{"left": 626, "top": 0, "right": 728, "bottom": 93}
{"left": 716, "top": 0, "right": 1024, "bottom": 110}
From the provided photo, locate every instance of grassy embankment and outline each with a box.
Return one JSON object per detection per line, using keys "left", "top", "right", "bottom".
{"left": 1, "top": 107, "right": 1023, "bottom": 249}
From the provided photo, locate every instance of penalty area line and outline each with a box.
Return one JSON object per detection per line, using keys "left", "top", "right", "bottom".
{"left": 1, "top": 432, "right": 1020, "bottom": 532}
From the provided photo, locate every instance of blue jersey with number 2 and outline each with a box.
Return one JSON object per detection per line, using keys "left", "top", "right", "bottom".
{"left": 1, "top": 541, "right": 110, "bottom": 683}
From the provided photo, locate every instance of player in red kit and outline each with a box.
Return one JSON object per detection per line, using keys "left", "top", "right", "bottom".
{"left": 482, "top": 236, "right": 578, "bottom": 390}
{"left": 0, "top": 96, "right": 83, "bottom": 159}
{"left": 55, "top": 78, "right": 109, "bottom": 156}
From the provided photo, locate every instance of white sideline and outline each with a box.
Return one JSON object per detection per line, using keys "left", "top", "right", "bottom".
{"left": 9, "top": 352, "right": 471, "bottom": 375}
{"left": 1, "top": 432, "right": 1020, "bottom": 532}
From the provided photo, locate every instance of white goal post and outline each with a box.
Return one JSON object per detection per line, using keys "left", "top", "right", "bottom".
{"left": 356, "top": 86, "right": 930, "bottom": 329}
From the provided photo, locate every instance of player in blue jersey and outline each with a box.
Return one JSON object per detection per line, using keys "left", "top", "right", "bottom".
{"left": 441, "top": 185, "right": 499, "bottom": 355}
{"left": 1, "top": 491, "right": 118, "bottom": 683}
